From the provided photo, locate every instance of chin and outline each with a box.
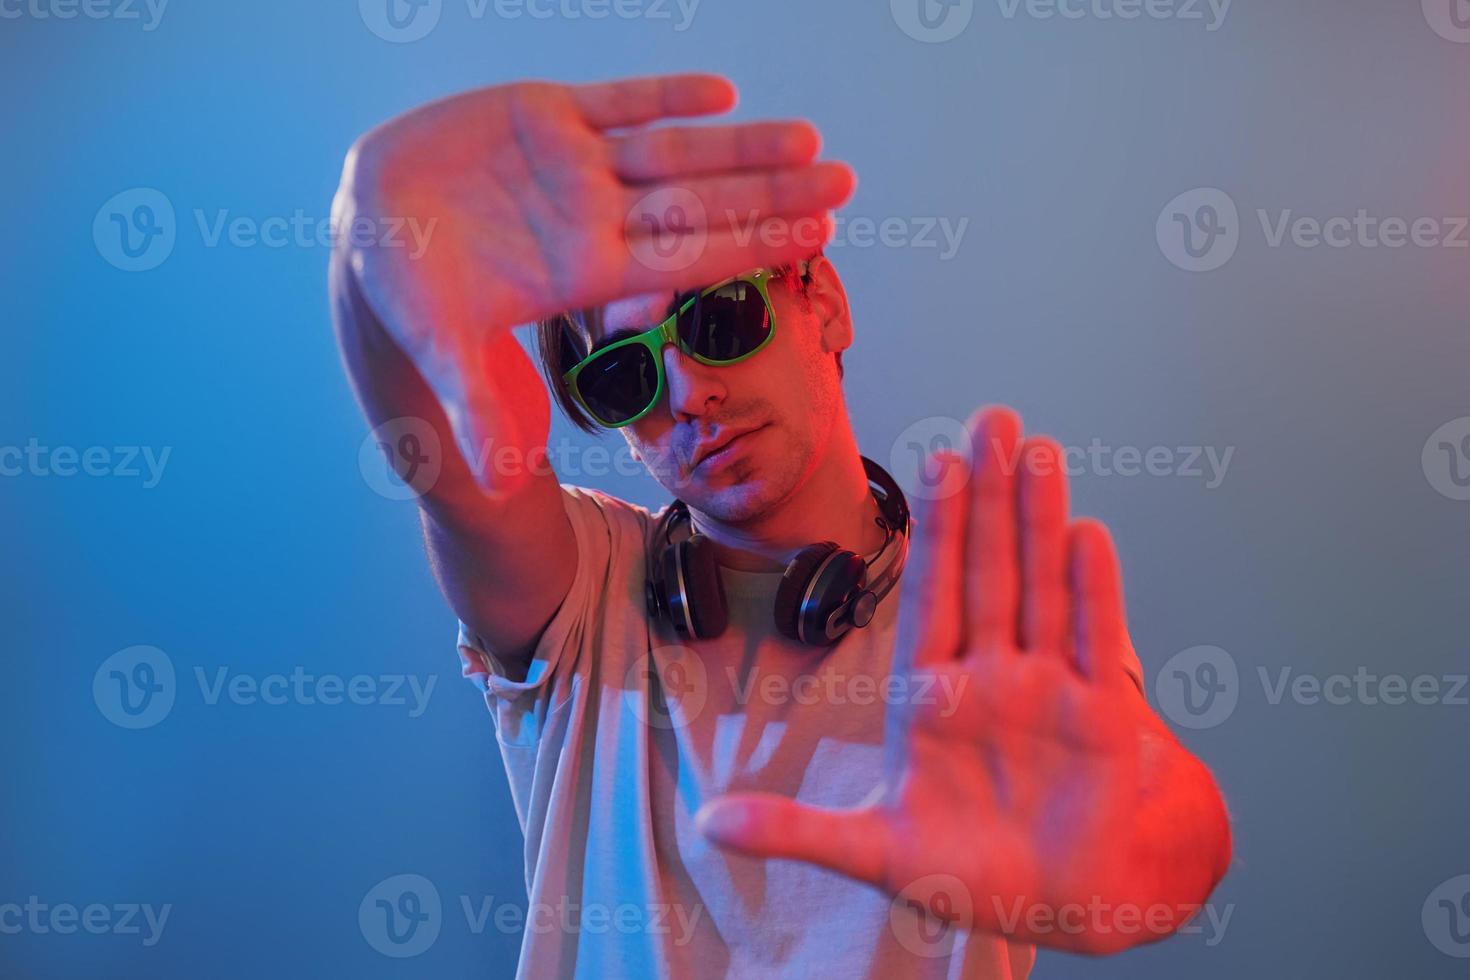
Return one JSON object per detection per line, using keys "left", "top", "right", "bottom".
{"left": 693, "top": 481, "right": 771, "bottom": 523}
{"left": 645, "top": 429, "right": 809, "bottom": 521}
{"left": 685, "top": 454, "right": 797, "bottom": 524}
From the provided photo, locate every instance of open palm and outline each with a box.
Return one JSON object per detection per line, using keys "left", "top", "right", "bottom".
{"left": 698, "top": 407, "right": 1173, "bottom": 954}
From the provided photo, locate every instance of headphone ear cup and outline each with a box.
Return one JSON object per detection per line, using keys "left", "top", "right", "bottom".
{"left": 775, "top": 542, "right": 865, "bottom": 645}
{"left": 672, "top": 534, "right": 728, "bottom": 639}
{"left": 774, "top": 543, "right": 838, "bottom": 642}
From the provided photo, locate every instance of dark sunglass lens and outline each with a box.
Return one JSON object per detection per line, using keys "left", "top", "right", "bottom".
{"left": 679, "top": 281, "right": 771, "bottom": 362}
{"left": 576, "top": 343, "right": 658, "bottom": 425}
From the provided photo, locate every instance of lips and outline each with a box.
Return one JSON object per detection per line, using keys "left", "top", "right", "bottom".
{"left": 692, "top": 425, "right": 766, "bottom": 471}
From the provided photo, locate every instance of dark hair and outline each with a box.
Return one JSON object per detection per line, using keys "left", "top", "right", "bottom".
{"left": 533, "top": 259, "right": 840, "bottom": 433}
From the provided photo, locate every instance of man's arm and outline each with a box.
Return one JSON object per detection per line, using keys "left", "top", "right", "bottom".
{"left": 328, "top": 74, "right": 854, "bottom": 659}
{"left": 330, "top": 245, "right": 574, "bottom": 660}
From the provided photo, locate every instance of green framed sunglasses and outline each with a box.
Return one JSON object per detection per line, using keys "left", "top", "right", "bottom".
{"left": 562, "top": 266, "right": 792, "bottom": 428}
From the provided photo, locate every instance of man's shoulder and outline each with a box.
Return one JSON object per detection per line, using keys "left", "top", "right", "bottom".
{"left": 558, "top": 482, "right": 662, "bottom": 516}
{"left": 557, "top": 482, "right": 666, "bottom": 548}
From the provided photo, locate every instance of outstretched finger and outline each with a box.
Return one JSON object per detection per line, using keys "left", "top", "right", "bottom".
{"left": 893, "top": 451, "right": 971, "bottom": 672}
{"left": 574, "top": 73, "right": 737, "bottom": 131}
{"left": 696, "top": 794, "right": 890, "bottom": 889}
{"left": 1018, "top": 437, "right": 1070, "bottom": 656}
{"left": 965, "top": 407, "right": 1023, "bottom": 652}
{"left": 1068, "top": 518, "right": 1127, "bottom": 680}
{"left": 622, "top": 212, "right": 839, "bottom": 295}
{"left": 611, "top": 121, "right": 822, "bottom": 182}
{"left": 621, "top": 164, "right": 856, "bottom": 237}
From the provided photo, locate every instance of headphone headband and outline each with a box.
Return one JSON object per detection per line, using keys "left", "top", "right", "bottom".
{"left": 861, "top": 455, "right": 910, "bottom": 534}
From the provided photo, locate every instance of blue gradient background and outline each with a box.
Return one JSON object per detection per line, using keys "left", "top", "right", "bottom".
{"left": 5, "top": 1, "right": 1469, "bottom": 976}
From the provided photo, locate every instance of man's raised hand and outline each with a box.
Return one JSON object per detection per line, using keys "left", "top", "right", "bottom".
{"left": 332, "top": 73, "right": 855, "bottom": 490}
{"left": 695, "top": 408, "right": 1216, "bottom": 954}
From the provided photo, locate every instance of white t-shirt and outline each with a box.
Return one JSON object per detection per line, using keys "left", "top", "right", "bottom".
{"left": 458, "top": 484, "right": 1141, "bottom": 979}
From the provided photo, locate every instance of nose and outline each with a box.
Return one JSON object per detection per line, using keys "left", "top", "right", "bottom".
{"left": 662, "top": 344, "right": 725, "bottom": 422}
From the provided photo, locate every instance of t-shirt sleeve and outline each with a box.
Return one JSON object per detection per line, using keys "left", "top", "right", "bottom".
{"left": 455, "top": 484, "right": 653, "bottom": 707}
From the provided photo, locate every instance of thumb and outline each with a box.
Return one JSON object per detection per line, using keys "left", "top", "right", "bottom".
{"left": 695, "top": 793, "right": 890, "bottom": 887}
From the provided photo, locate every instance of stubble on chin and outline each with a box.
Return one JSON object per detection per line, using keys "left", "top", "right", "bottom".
{"left": 696, "top": 474, "right": 771, "bottom": 524}
{"left": 692, "top": 444, "right": 809, "bottom": 525}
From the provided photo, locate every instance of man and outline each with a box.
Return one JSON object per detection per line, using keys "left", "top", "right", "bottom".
{"left": 329, "top": 72, "right": 1231, "bottom": 978}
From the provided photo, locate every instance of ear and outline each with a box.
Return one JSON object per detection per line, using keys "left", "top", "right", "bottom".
{"left": 806, "top": 255, "right": 853, "bottom": 359}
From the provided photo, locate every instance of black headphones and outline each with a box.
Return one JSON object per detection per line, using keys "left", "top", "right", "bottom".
{"left": 643, "top": 456, "right": 912, "bottom": 647}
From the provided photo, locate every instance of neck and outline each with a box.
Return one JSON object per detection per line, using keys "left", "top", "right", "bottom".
{"left": 688, "top": 420, "right": 885, "bottom": 572}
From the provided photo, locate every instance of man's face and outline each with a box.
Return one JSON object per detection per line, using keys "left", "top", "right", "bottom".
{"left": 589, "top": 264, "right": 848, "bottom": 524}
